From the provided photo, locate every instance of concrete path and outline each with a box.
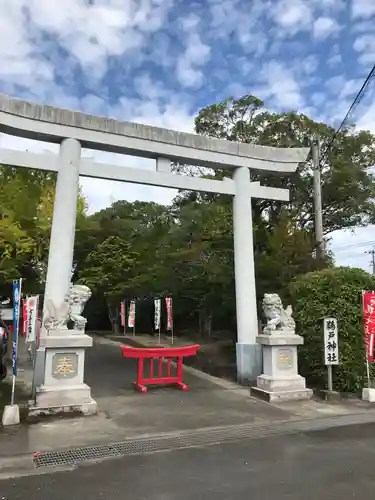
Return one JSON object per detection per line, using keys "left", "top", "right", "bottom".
{"left": 2, "top": 334, "right": 375, "bottom": 481}
{"left": 85, "top": 335, "right": 290, "bottom": 435}
{"left": 2, "top": 422, "right": 375, "bottom": 499}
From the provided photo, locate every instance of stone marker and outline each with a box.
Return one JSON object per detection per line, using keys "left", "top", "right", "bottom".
{"left": 251, "top": 293, "right": 313, "bottom": 402}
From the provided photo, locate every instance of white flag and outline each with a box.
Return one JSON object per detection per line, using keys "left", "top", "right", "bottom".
{"left": 154, "top": 299, "right": 161, "bottom": 330}
{"left": 128, "top": 300, "right": 136, "bottom": 328}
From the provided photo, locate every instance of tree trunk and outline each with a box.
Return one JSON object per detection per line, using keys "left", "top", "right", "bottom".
{"left": 206, "top": 312, "right": 212, "bottom": 339}
{"left": 198, "top": 310, "right": 204, "bottom": 337}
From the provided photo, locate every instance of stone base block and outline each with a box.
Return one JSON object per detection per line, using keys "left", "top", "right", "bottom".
{"left": 362, "top": 387, "right": 375, "bottom": 403}
{"left": 236, "top": 342, "right": 262, "bottom": 385}
{"left": 257, "top": 374, "right": 307, "bottom": 393}
{"left": 29, "top": 384, "right": 98, "bottom": 417}
{"left": 2, "top": 405, "right": 20, "bottom": 426}
{"left": 251, "top": 386, "right": 313, "bottom": 403}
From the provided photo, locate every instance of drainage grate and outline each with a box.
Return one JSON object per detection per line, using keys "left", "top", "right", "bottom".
{"left": 33, "top": 411, "right": 375, "bottom": 468}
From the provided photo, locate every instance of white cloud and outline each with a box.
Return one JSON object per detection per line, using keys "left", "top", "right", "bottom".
{"left": 324, "top": 75, "right": 360, "bottom": 102}
{"left": 208, "top": 0, "right": 269, "bottom": 56}
{"left": 357, "top": 101, "right": 375, "bottom": 133}
{"left": 298, "top": 55, "right": 319, "bottom": 75}
{"left": 353, "top": 34, "right": 375, "bottom": 65}
{"left": 313, "top": 17, "right": 340, "bottom": 40}
{"left": 0, "top": 0, "right": 176, "bottom": 86}
{"left": 327, "top": 53, "right": 342, "bottom": 67}
{"left": 260, "top": 61, "right": 304, "bottom": 109}
{"left": 311, "top": 92, "right": 326, "bottom": 107}
{"left": 180, "top": 13, "right": 201, "bottom": 31}
{"left": 176, "top": 33, "right": 211, "bottom": 88}
{"left": 352, "top": 0, "right": 375, "bottom": 19}
{"left": 273, "top": 0, "right": 312, "bottom": 33}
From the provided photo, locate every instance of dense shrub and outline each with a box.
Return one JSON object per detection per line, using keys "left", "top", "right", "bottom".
{"left": 288, "top": 266, "right": 375, "bottom": 393}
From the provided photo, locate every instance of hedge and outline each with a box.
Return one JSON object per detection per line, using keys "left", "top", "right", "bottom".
{"left": 288, "top": 266, "right": 375, "bottom": 393}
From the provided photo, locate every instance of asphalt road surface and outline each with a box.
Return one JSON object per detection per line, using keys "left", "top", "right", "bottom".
{"left": 2, "top": 423, "right": 375, "bottom": 499}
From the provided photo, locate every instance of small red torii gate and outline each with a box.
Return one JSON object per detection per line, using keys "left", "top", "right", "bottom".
{"left": 120, "top": 344, "right": 200, "bottom": 393}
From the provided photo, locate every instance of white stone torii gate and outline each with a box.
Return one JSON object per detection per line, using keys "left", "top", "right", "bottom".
{"left": 0, "top": 94, "right": 309, "bottom": 414}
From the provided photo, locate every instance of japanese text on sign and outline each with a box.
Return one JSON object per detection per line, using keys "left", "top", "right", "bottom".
{"left": 154, "top": 299, "right": 161, "bottom": 330}
{"left": 323, "top": 317, "right": 339, "bottom": 365}
{"left": 362, "top": 291, "right": 375, "bottom": 362}
{"left": 128, "top": 300, "right": 136, "bottom": 328}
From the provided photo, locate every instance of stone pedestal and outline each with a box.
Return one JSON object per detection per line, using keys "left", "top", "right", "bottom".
{"left": 251, "top": 333, "right": 312, "bottom": 402}
{"left": 29, "top": 330, "right": 97, "bottom": 417}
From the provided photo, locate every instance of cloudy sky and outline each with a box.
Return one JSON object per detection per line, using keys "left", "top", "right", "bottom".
{"left": 0, "top": 0, "right": 375, "bottom": 271}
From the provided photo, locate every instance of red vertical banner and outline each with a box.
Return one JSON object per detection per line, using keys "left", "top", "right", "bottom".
{"left": 362, "top": 291, "right": 375, "bottom": 362}
{"left": 22, "top": 298, "right": 28, "bottom": 336}
{"left": 165, "top": 297, "right": 173, "bottom": 331}
{"left": 120, "top": 301, "right": 125, "bottom": 327}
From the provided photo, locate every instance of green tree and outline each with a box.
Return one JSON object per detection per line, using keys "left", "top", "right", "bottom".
{"left": 78, "top": 235, "right": 139, "bottom": 332}
{"left": 195, "top": 95, "right": 375, "bottom": 235}
{"left": 0, "top": 165, "right": 56, "bottom": 294}
{"left": 0, "top": 164, "right": 88, "bottom": 296}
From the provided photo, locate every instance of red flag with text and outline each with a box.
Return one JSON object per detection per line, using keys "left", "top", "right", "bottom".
{"left": 120, "top": 301, "right": 126, "bottom": 327}
{"left": 362, "top": 291, "right": 375, "bottom": 362}
{"left": 165, "top": 297, "right": 173, "bottom": 331}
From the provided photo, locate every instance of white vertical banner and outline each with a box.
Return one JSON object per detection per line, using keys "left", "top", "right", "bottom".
{"left": 26, "top": 295, "right": 39, "bottom": 343}
{"left": 128, "top": 300, "right": 136, "bottom": 330}
{"left": 154, "top": 299, "right": 161, "bottom": 330}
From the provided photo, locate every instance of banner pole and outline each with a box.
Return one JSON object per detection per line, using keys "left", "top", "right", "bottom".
{"left": 124, "top": 300, "right": 127, "bottom": 336}
{"left": 133, "top": 300, "right": 135, "bottom": 337}
{"left": 171, "top": 297, "right": 174, "bottom": 345}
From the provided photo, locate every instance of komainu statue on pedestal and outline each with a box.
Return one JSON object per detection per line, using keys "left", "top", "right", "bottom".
{"left": 262, "top": 293, "right": 295, "bottom": 335}
{"left": 43, "top": 284, "right": 92, "bottom": 332}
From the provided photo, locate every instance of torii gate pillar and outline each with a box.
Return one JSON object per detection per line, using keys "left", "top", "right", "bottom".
{"left": 233, "top": 166, "right": 261, "bottom": 383}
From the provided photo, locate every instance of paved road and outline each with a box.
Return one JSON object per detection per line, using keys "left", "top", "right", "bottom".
{"left": 2, "top": 423, "right": 375, "bottom": 499}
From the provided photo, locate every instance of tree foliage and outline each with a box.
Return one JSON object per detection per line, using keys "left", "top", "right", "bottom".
{"left": 289, "top": 267, "right": 375, "bottom": 392}
{"left": 195, "top": 95, "right": 375, "bottom": 235}
{"left": 0, "top": 165, "right": 56, "bottom": 294}
{"left": 0, "top": 164, "right": 87, "bottom": 296}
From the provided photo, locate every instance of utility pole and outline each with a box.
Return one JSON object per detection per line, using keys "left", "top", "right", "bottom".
{"left": 312, "top": 136, "right": 324, "bottom": 262}
{"left": 366, "top": 248, "right": 375, "bottom": 275}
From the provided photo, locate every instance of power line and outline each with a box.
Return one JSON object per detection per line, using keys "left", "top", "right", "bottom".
{"left": 366, "top": 248, "right": 375, "bottom": 275}
{"left": 333, "top": 240, "right": 375, "bottom": 252}
{"left": 319, "top": 63, "right": 375, "bottom": 165}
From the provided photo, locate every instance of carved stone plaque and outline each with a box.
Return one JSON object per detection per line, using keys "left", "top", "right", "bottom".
{"left": 52, "top": 353, "right": 78, "bottom": 379}
{"left": 277, "top": 348, "right": 293, "bottom": 370}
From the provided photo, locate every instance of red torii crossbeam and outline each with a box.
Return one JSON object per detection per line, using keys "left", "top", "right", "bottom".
{"left": 120, "top": 344, "right": 200, "bottom": 393}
